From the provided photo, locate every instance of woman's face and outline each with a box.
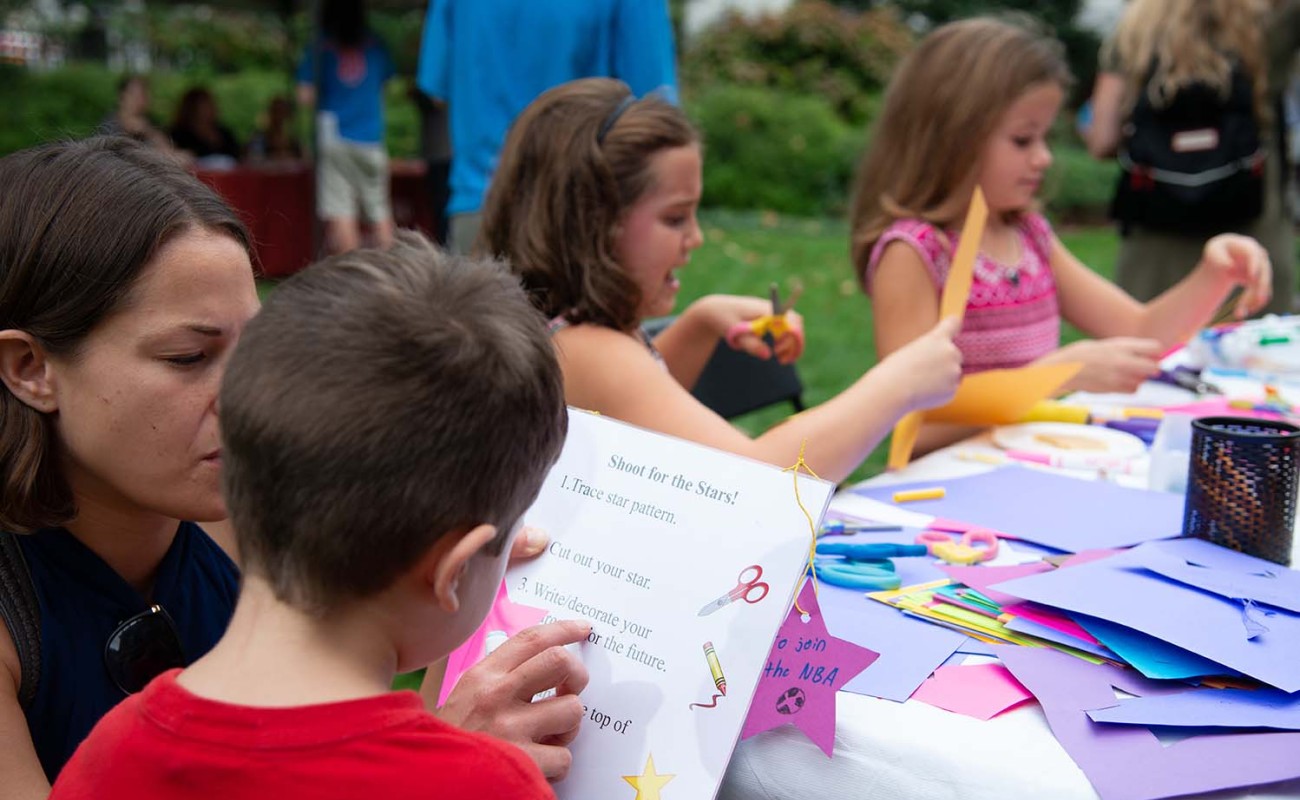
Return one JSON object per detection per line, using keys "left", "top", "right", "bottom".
{"left": 48, "top": 227, "right": 259, "bottom": 524}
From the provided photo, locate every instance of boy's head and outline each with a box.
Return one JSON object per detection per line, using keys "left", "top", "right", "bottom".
{"left": 220, "top": 232, "right": 567, "bottom": 652}
{"left": 479, "top": 77, "right": 698, "bottom": 332}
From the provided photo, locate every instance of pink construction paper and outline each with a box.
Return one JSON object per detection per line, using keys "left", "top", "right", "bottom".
{"left": 741, "top": 581, "right": 879, "bottom": 757}
{"left": 437, "top": 580, "right": 548, "bottom": 706}
{"left": 910, "top": 663, "right": 1033, "bottom": 720}
{"left": 1000, "top": 602, "right": 1101, "bottom": 646}
{"left": 937, "top": 562, "right": 1054, "bottom": 607}
{"left": 999, "top": 647, "right": 1300, "bottom": 800}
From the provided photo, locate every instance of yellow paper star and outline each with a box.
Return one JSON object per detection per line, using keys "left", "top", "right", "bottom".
{"left": 622, "top": 753, "right": 675, "bottom": 800}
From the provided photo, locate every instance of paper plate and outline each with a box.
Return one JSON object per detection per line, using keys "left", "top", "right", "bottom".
{"left": 992, "top": 422, "right": 1147, "bottom": 458}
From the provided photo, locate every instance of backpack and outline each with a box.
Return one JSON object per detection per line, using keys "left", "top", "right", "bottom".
{"left": 0, "top": 532, "right": 40, "bottom": 709}
{"left": 1112, "top": 58, "right": 1266, "bottom": 234}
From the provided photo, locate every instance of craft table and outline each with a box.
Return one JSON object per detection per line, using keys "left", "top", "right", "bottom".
{"left": 718, "top": 385, "right": 1300, "bottom": 800}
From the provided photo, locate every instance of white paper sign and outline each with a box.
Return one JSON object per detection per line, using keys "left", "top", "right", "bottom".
{"left": 511, "top": 409, "right": 833, "bottom": 800}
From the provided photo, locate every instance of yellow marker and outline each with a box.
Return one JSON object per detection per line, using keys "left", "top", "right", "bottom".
{"left": 893, "top": 487, "right": 945, "bottom": 503}
{"left": 1123, "top": 407, "right": 1164, "bottom": 420}
{"left": 703, "top": 641, "right": 727, "bottom": 695}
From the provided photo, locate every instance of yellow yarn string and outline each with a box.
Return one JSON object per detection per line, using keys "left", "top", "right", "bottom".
{"left": 781, "top": 439, "right": 822, "bottom": 617}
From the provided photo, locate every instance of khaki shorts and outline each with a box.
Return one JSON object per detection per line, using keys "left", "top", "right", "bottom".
{"left": 317, "top": 139, "right": 391, "bottom": 224}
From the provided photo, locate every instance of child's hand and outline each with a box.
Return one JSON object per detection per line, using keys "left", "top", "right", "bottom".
{"left": 1057, "top": 337, "right": 1163, "bottom": 393}
{"left": 878, "top": 316, "right": 964, "bottom": 411}
{"left": 1202, "top": 234, "right": 1272, "bottom": 319}
{"left": 438, "top": 620, "right": 592, "bottom": 781}
{"left": 705, "top": 294, "right": 805, "bottom": 363}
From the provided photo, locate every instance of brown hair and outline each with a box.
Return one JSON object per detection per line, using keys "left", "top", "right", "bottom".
{"left": 478, "top": 78, "right": 698, "bottom": 332}
{"left": 0, "top": 136, "right": 251, "bottom": 533}
{"left": 849, "top": 17, "right": 1071, "bottom": 285}
{"left": 172, "top": 86, "right": 216, "bottom": 132}
{"left": 1113, "top": 0, "right": 1268, "bottom": 125}
{"left": 220, "top": 231, "right": 567, "bottom": 615}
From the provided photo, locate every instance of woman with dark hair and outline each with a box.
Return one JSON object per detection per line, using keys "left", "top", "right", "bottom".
{"left": 169, "top": 86, "right": 241, "bottom": 161}
{"left": 0, "top": 136, "right": 591, "bottom": 798}
{"left": 0, "top": 136, "right": 256, "bottom": 796}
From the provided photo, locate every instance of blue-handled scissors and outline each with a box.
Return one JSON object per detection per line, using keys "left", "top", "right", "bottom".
{"left": 813, "top": 541, "right": 929, "bottom": 591}
{"left": 698, "top": 564, "right": 770, "bottom": 616}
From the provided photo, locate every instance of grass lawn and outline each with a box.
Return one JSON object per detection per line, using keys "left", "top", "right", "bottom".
{"left": 256, "top": 212, "right": 1122, "bottom": 486}
{"left": 682, "top": 210, "right": 1118, "bottom": 483}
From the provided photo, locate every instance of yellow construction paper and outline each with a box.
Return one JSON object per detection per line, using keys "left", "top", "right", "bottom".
{"left": 923, "top": 362, "right": 1082, "bottom": 426}
{"left": 888, "top": 189, "right": 989, "bottom": 470}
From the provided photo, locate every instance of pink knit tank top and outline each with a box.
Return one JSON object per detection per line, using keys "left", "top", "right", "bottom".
{"left": 865, "top": 214, "right": 1061, "bottom": 373}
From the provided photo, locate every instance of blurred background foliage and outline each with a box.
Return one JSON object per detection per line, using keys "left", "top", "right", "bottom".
{"left": 0, "top": 0, "right": 1116, "bottom": 220}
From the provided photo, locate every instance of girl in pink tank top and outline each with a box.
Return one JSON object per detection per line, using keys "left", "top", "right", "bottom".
{"left": 848, "top": 18, "right": 1271, "bottom": 455}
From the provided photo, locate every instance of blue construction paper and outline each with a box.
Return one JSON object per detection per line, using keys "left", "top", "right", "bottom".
{"left": 1087, "top": 687, "right": 1300, "bottom": 731}
{"left": 1001, "top": 615, "right": 1118, "bottom": 660}
{"left": 955, "top": 637, "right": 1003, "bottom": 657}
{"left": 1128, "top": 537, "right": 1300, "bottom": 614}
{"left": 852, "top": 466, "right": 1183, "bottom": 553}
{"left": 992, "top": 542, "right": 1300, "bottom": 692}
{"left": 1073, "top": 614, "right": 1237, "bottom": 681}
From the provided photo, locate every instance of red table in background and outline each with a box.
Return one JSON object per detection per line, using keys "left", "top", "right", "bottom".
{"left": 196, "top": 160, "right": 437, "bottom": 278}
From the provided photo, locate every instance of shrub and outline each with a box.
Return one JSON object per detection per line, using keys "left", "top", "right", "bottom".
{"left": 690, "top": 84, "right": 859, "bottom": 216}
{"left": 0, "top": 63, "right": 419, "bottom": 159}
{"left": 1043, "top": 142, "right": 1119, "bottom": 223}
{"left": 682, "top": 1, "right": 912, "bottom": 126}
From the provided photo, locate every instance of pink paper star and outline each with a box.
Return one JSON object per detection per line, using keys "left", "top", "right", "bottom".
{"left": 437, "top": 580, "right": 548, "bottom": 706}
{"left": 741, "top": 580, "right": 879, "bottom": 757}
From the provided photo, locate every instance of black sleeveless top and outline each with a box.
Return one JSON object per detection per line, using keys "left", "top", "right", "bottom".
{"left": 13, "top": 522, "right": 238, "bottom": 781}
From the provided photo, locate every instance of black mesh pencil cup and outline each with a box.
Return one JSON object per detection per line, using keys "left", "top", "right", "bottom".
{"left": 1183, "top": 416, "right": 1300, "bottom": 566}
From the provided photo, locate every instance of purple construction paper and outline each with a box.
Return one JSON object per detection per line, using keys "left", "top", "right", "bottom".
{"left": 992, "top": 542, "right": 1300, "bottom": 692}
{"left": 742, "top": 581, "right": 879, "bottom": 757}
{"left": 1073, "top": 614, "right": 1237, "bottom": 681}
{"left": 1087, "top": 687, "right": 1300, "bottom": 731}
{"left": 853, "top": 466, "right": 1183, "bottom": 553}
{"left": 999, "top": 647, "right": 1300, "bottom": 800}
{"left": 1129, "top": 538, "right": 1300, "bottom": 614}
{"left": 1002, "top": 615, "right": 1118, "bottom": 660}
{"left": 937, "top": 562, "right": 1053, "bottom": 607}
{"left": 955, "top": 637, "right": 1004, "bottom": 657}
{"left": 817, "top": 579, "right": 964, "bottom": 702}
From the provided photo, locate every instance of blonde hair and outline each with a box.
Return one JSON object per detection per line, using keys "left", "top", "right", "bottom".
{"left": 1113, "top": 0, "right": 1268, "bottom": 122}
{"left": 849, "top": 17, "right": 1071, "bottom": 283}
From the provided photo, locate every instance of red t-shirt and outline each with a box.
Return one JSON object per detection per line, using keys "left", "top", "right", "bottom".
{"left": 50, "top": 670, "right": 555, "bottom": 800}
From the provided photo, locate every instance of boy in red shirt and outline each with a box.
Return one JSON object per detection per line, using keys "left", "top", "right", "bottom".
{"left": 51, "top": 233, "right": 577, "bottom": 799}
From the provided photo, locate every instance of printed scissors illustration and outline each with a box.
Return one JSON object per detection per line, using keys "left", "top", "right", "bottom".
{"left": 725, "top": 282, "right": 805, "bottom": 352}
{"left": 813, "top": 541, "right": 928, "bottom": 591}
{"left": 698, "top": 565, "right": 770, "bottom": 616}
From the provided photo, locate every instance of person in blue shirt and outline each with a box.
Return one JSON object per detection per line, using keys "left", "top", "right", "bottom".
{"left": 416, "top": 0, "right": 678, "bottom": 253}
{"left": 297, "top": 0, "right": 395, "bottom": 254}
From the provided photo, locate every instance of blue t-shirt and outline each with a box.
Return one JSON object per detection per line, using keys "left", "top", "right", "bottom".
{"left": 416, "top": 0, "right": 678, "bottom": 216}
{"left": 297, "top": 37, "right": 395, "bottom": 145}
{"left": 15, "top": 523, "right": 239, "bottom": 782}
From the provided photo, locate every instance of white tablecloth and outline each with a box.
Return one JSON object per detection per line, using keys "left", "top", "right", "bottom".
{"left": 718, "top": 408, "right": 1300, "bottom": 800}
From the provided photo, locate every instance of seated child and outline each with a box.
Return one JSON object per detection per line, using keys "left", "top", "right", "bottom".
{"left": 50, "top": 232, "right": 573, "bottom": 799}
{"left": 851, "top": 17, "right": 1271, "bottom": 455}
{"left": 479, "top": 78, "right": 964, "bottom": 483}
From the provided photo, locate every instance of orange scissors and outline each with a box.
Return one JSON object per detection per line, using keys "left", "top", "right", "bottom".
{"left": 698, "top": 565, "right": 770, "bottom": 616}
{"left": 725, "top": 283, "right": 804, "bottom": 353}
{"left": 916, "top": 529, "right": 999, "bottom": 565}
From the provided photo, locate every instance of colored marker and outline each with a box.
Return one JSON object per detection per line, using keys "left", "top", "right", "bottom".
{"left": 703, "top": 641, "right": 727, "bottom": 695}
{"left": 819, "top": 520, "right": 905, "bottom": 536}
{"left": 893, "top": 487, "right": 945, "bottom": 503}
